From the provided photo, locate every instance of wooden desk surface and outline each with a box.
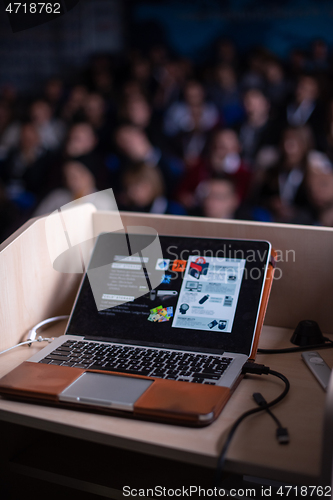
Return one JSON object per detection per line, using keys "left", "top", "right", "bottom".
{"left": 0, "top": 322, "right": 331, "bottom": 485}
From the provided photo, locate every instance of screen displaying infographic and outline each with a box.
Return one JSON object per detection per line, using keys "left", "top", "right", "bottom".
{"left": 172, "top": 256, "right": 246, "bottom": 333}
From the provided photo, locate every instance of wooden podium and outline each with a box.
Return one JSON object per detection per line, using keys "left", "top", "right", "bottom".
{"left": 1, "top": 207, "right": 333, "bottom": 494}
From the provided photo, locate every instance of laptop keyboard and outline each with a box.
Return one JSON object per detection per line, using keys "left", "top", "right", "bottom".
{"left": 39, "top": 340, "right": 233, "bottom": 384}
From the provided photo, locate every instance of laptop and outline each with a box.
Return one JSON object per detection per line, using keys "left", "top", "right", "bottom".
{"left": 0, "top": 231, "right": 274, "bottom": 426}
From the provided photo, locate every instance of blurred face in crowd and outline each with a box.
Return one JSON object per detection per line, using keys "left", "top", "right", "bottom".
{"left": 122, "top": 81, "right": 145, "bottom": 101}
{"left": 149, "top": 45, "right": 168, "bottom": 66}
{"left": 282, "top": 128, "right": 309, "bottom": 166}
{"left": 306, "top": 153, "right": 333, "bottom": 210}
{"left": 124, "top": 165, "right": 163, "bottom": 207}
{"left": 20, "top": 123, "right": 40, "bottom": 150}
{"left": 212, "top": 130, "right": 240, "bottom": 160}
{"left": 184, "top": 81, "right": 205, "bottom": 107}
{"left": 243, "top": 89, "right": 269, "bottom": 123}
{"left": 131, "top": 58, "right": 151, "bottom": 82}
{"left": 217, "top": 40, "right": 236, "bottom": 63}
{"left": 216, "top": 65, "right": 237, "bottom": 89}
{"left": 202, "top": 179, "right": 239, "bottom": 219}
{"left": 95, "top": 70, "right": 113, "bottom": 90}
{"left": 290, "top": 50, "right": 306, "bottom": 71}
{"left": 0, "top": 102, "right": 11, "bottom": 130}
{"left": 115, "top": 126, "right": 152, "bottom": 161}
{"left": 296, "top": 76, "right": 318, "bottom": 103}
{"left": 84, "top": 93, "right": 105, "bottom": 125}
{"left": 30, "top": 100, "right": 52, "bottom": 124}
{"left": 265, "top": 61, "right": 284, "bottom": 83}
{"left": 312, "top": 40, "right": 328, "bottom": 61}
{"left": 126, "top": 178, "right": 156, "bottom": 207}
{"left": 308, "top": 171, "right": 333, "bottom": 210}
{"left": 66, "top": 123, "right": 97, "bottom": 157}
{"left": 63, "top": 161, "right": 96, "bottom": 196}
{"left": 68, "top": 85, "right": 89, "bottom": 109}
{"left": 125, "top": 96, "right": 151, "bottom": 128}
{"left": 45, "top": 78, "right": 63, "bottom": 103}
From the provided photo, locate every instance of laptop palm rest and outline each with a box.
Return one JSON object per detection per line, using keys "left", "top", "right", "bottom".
{"left": 59, "top": 372, "right": 153, "bottom": 412}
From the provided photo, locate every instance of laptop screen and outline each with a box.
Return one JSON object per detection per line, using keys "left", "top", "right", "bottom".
{"left": 66, "top": 232, "right": 271, "bottom": 355}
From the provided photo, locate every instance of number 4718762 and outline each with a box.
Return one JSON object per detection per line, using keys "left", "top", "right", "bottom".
{"left": 5, "top": 3, "right": 61, "bottom": 14}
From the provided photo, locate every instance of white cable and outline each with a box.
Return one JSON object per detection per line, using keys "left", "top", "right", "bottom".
{"left": 27, "top": 315, "right": 70, "bottom": 342}
{"left": 0, "top": 336, "right": 53, "bottom": 355}
{"left": 0, "top": 315, "right": 69, "bottom": 356}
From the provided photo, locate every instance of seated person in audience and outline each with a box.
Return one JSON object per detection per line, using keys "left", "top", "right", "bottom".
{"left": 1, "top": 121, "right": 54, "bottom": 209}
{"left": 62, "top": 121, "right": 107, "bottom": 188}
{"left": 118, "top": 162, "right": 186, "bottom": 215}
{"left": 323, "top": 98, "right": 333, "bottom": 162}
{"left": 176, "top": 128, "right": 251, "bottom": 211}
{"left": 107, "top": 124, "right": 184, "bottom": 195}
{"left": 43, "top": 77, "right": 64, "bottom": 116}
{"left": 129, "top": 56, "right": 155, "bottom": 97}
{"left": 30, "top": 99, "right": 66, "bottom": 151}
{"left": 197, "top": 175, "right": 240, "bottom": 219}
{"left": 85, "top": 55, "right": 115, "bottom": 101}
{"left": 153, "top": 58, "right": 191, "bottom": 112}
{"left": 209, "top": 64, "right": 244, "bottom": 126}
{"left": 307, "top": 39, "right": 330, "bottom": 72}
{"left": 264, "top": 59, "right": 292, "bottom": 109}
{"left": 83, "top": 93, "right": 112, "bottom": 152}
{"left": 256, "top": 126, "right": 313, "bottom": 223}
{"left": 61, "top": 84, "right": 89, "bottom": 123}
{"left": 214, "top": 38, "right": 239, "bottom": 69}
{"left": 0, "top": 180, "right": 20, "bottom": 242}
{"left": 208, "top": 129, "right": 252, "bottom": 200}
{"left": 238, "top": 88, "right": 282, "bottom": 166}
{"left": 118, "top": 94, "right": 166, "bottom": 152}
{"left": 240, "top": 50, "right": 266, "bottom": 92}
{"left": 305, "top": 151, "right": 333, "bottom": 226}
{"left": 286, "top": 74, "right": 326, "bottom": 150}
{"left": 34, "top": 160, "right": 114, "bottom": 216}
{"left": 66, "top": 122, "right": 98, "bottom": 159}
{"left": 0, "top": 100, "right": 20, "bottom": 160}
{"left": 164, "top": 79, "right": 219, "bottom": 161}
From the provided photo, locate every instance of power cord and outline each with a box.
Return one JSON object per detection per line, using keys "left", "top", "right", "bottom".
{"left": 214, "top": 362, "right": 290, "bottom": 489}
{"left": 27, "top": 315, "right": 69, "bottom": 343}
{"left": 0, "top": 336, "right": 55, "bottom": 355}
{"left": 253, "top": 393, "right": 289, "bottom": 444}
{"left": 0, "top": 315, "right": 69, "bottom": 355}
{"left": 258, "top": 338, "right": 333, "bottom": 354}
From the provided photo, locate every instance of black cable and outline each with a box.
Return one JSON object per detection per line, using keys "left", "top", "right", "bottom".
{"left": 258, "top": 338, "right": 333, "bottom": 354}
{"left": 214, "top": 364, "right": 290, "bottom": 489}
{"left": 253, "top": 392, "right": 289, "bottom": 444}
{"left": 253, "top": 393, "right": 282, "bottom": 426}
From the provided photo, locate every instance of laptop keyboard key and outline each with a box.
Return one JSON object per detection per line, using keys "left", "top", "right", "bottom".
{"left": 192, "top": 373, "right": 220, "bottom": 380}
{"left": 91, "top": 365, "right": 151, "bottom": 376}
{"left": 47, "top": 355, "right": 71, "bottom": 362}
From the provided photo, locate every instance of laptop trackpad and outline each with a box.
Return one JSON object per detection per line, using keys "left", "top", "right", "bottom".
{"left": 59, "top": 372, "right": 153, "bottom": 412}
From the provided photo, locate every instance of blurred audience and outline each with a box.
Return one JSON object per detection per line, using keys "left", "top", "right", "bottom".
{"left": 2, "top": 37, "right": 333, "bottom": 241}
